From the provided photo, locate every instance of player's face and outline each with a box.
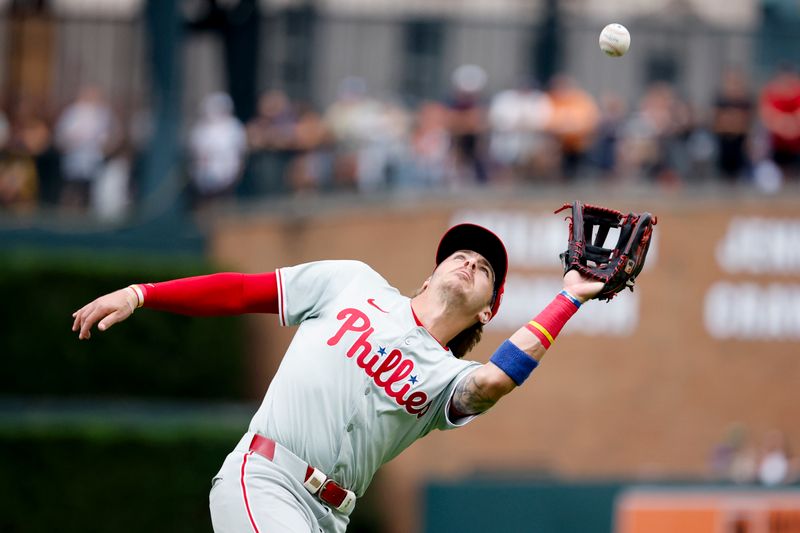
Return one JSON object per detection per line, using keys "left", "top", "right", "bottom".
{"left": 430, "top": 250, "right": 495, "bottom": 317}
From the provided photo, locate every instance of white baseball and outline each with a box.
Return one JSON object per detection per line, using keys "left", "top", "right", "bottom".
{"left": 599, "top": 23, "right": 630, "bottom": 57}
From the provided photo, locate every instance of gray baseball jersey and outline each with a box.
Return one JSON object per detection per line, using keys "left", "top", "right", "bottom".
{"left": 250, "top": 260, "right": 483, "bottom": 496}
{"left": 209, "top": 260, "right": 484, "bottom": 532}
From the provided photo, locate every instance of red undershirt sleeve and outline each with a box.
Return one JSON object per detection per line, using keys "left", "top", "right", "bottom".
{"left": 137, "top": 272, "right": 279, "bottom": 316}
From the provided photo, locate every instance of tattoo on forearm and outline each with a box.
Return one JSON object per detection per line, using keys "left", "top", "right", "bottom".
{"left": 452, "top": 374, "right": 498, "bottom": 416}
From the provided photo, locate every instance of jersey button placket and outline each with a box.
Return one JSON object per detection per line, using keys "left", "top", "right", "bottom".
{"left": 403, "top": 329, "right": 420, "bottom": 347}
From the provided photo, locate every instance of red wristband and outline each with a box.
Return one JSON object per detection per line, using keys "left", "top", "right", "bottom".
{"left": 524, "top": 292, "right": 580, "bottom": 349}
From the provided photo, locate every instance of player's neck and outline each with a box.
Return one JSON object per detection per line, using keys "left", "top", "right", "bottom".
{"left": 410, "top": 292, "right": 476, "bottom": 346}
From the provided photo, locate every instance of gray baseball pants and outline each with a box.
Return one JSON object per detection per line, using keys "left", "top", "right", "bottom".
{"left": 209, "top": 433, "right": 351, "bottom": 533}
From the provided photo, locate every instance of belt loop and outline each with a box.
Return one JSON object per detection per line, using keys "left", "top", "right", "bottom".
{"left": 303, "top": 466, "right": 327, "bottom": 495}
{"left": 336, "top": 490, "right": 357, "bottom": 514}
{"left": 249, "top": 434, "right": 276, "bottom": 461}
{"left": 319, "top": 480, "right": 357, "bottom": 514}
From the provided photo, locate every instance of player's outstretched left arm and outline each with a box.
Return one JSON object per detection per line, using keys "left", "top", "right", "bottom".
{"left": 450, "top": 270, "right": 603, "bottom": 417}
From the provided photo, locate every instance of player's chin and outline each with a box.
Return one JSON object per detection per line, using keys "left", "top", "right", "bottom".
{"left": 439, "top": 280, "right": 469, "bottom": 301}
{"left": 446, "top": 284, "right": 491, "bottom": 313}
{"left": 451, "top": 274, "right": 476, "bottom": 292}
{"left": 445, "top": 277, "right": 472, "bottom": 294}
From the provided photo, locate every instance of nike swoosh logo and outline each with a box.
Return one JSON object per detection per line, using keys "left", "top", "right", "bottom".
{"left": 367, "top": 298, "right": 388, "bottom": 313}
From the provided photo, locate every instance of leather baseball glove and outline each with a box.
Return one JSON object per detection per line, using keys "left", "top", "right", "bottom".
{"left": 555, "top": 201, "right": 658, "bottom": 301}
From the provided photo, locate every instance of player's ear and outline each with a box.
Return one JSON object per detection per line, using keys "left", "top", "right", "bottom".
{"left": 477, "top": 308, "right": 492, "bottom": 325}
{"left": 421, "top": 277, "right": 431, "bottom": 292}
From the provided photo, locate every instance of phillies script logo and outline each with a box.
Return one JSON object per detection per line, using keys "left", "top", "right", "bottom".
{"left": 327, "top": 308, "right": 431, "bottom": 418}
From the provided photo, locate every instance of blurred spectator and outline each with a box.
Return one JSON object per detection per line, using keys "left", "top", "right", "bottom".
{"left": 188, "top": 92, "right": 246, "bottom": 207}
{"left": 326, "top": 77, "right": 366, "bottom": 189}
{"left": 0, "top": 155, "right": 38, "bottom": 211}
{"left": 244, "top": 90, "right": 298, "bottom": 196}
{"left": 285, "top": 103, "right": 333, "bottom": 194}
{"left": 546, "top": 74, "right": 600, "bottom": 180}
{"left": 589, "top": 92, "right": 627, "bottom": 180}
{"left": 713, "top": 68, "right": 754, "bottom": 181}
{"left": 92, "top": 143, "right": 133, "bottom": 222}
{"left": 0, "top": 108, "right": 38, "bottom": 211}
{"left": 750, "top": 125, "right": 784, "bottom": 193}
{"left": 488, "top": 79, "right": 553, "bottom": 183}
{"left": 446, "top": 64, "right": 490, "bottom": 185}
{"left": 353, "top": 97, "right": 409, "bottom": 192}
{"left": 683, "top": 103, "right": 717, "bottom": 183}
{"left": 11, "top": 97, "right": 59, "bottom": 206}
{"left": 325, "top": 77, "right": 406, "bottom": 192}
{"left": 247, "top": 90, "right": 297, "bottom": 152}
{"left": 709, "top": 423, "right": 758, "bottom": 484}
{"left": 617, "top": 89, "right": 660, "bottom": 182}
{"left": 395, "top": 101, "right": 453, "bottom": 189}
{"left": 54, "top": 85, "right": 119, "bottom": 210}
{"left": 758, "top": 429, "right": 797, "bottom": 486}
{"left": 618, "top": 82, "right": 691, "bottom": 186}
{"left": 759, "top": 65, "right": 800, "bottom": 181}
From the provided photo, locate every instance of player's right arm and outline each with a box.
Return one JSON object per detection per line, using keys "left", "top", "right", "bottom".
{"left": 72, "top": 260, "right": 368, "bottom": 339}
{"left": 71, "top": 272, "right": 279, "bottom": 339}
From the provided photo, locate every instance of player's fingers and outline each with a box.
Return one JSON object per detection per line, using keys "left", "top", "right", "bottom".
{"left": 79, "top": 307, "right": 109, "bottom": 340}
{"left": 72, "top": 303, "right": 94, "bottom": 332}
{"left": 72, "top": 304, "right": 93, "bottom": 329}
{"left": 97, "top": 308, "right": 129, "bottom": 332}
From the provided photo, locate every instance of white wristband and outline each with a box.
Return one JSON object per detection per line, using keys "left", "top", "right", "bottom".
{"left": 128, "top": 285, "right": 144, "bottom": 308}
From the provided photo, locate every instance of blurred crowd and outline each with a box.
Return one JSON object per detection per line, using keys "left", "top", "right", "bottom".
{"left": 3, "top": 63, "right": 800, "bottom": 216}
{"left": 0, "top": 84, "right": 133, "bottom": 218}
{"left": 709, "top": 424, "right": 800, "bottom": 486}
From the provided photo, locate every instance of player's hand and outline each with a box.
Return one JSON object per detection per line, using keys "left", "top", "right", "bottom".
{"left": 72, "top": 288, "right": 138, "bottom": 340}
{"left": 562, "top": 270, "right": 604, "bottom": 303}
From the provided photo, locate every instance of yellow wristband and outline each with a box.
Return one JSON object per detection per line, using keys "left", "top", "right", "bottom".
{"left": 527, "top": 320, "right": 554, "bottom": 345}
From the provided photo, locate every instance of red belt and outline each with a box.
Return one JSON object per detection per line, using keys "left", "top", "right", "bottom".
{"left": 248, "top": 434, "right": 356, "bottom": 514}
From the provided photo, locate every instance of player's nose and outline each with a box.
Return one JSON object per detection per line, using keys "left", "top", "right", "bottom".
{"left": 461, "top": 260, "right": 478, "bottom": 276}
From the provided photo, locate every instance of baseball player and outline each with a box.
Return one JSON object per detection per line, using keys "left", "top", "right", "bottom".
{"left": 72, "top": 223, "right": 604, "bottom": 533}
